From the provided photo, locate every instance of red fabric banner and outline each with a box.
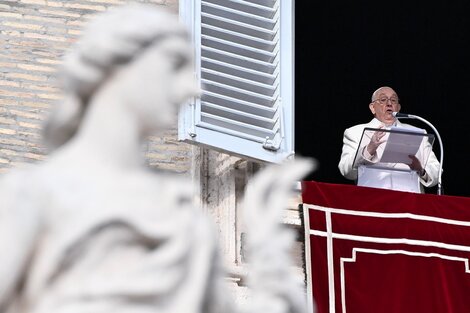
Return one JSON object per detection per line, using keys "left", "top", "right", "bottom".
{"left": 301, "top": 181, "right": 470, "bottom": 313}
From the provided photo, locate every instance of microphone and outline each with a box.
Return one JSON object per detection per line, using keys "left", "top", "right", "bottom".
{"left": 392, "top": 112, "right": 444, "bottom": 195}
{"left": 392, "top": 112, "right": 411, "bottom": 118}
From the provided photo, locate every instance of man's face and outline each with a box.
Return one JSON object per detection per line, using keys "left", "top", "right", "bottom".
{"left": 369, "top": 87, "right": 401, "bottom": 125}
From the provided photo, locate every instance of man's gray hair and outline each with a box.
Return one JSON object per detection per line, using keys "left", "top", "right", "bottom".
{"left": 371, "top": 86, "right": 394, "bottom": 101}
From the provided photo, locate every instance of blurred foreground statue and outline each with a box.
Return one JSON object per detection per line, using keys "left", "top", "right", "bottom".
{"left": 0, "top": 4, "right": 314, "bottom": 313}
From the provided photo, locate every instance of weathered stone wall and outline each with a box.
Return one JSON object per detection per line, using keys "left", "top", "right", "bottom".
{"left": 0, "top": 0, "right": 185, "bottom": 174}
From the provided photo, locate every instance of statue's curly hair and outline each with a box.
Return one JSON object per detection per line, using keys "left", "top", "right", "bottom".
{"left": 43, "top": 4, "right": 189, "bottom": 151}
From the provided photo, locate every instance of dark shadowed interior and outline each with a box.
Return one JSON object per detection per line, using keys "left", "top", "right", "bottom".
{"left": 295, "top": 1, "right": 470, "bottom": 197}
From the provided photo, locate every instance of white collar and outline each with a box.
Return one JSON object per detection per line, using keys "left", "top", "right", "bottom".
{"left": 372, "top": 117, "right": 398, "bottom": 128}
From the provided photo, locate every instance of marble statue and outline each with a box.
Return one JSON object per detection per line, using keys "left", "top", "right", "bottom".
{"left": 0, "top": 4, "right": 315, "bottom": 313}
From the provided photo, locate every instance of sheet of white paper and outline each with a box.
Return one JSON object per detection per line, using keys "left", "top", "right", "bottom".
{"left": 380, "top": 126, "right": 425, "bottom": 164}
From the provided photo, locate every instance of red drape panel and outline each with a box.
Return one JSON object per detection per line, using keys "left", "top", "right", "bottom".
{"left": 302, "top": 181, "right": 470, "bottom": 313}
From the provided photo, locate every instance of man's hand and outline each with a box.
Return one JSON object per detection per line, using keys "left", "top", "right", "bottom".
{"left": 367, "top": 127, "right": 387, "bottom": 155}
{"left": 408, "top": 155, "right": 424, "bottom": 175}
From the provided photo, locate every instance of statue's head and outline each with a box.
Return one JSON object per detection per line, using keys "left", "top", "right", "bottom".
{"left": 44, "top": 4, "right": 199, "bottom": 150}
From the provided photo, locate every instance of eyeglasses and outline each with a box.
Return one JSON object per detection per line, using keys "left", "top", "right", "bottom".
{"left": 374, "top": 97, "right": 399, "bottom": 105}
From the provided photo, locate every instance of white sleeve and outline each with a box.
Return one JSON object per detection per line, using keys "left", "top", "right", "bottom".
{"left": 338, "top": 127, "right": 378, "bottom": 180}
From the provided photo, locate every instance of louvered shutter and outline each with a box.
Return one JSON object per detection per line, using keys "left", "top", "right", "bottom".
{"left": 179, "top": 0, "right": 294, "bottom": 163}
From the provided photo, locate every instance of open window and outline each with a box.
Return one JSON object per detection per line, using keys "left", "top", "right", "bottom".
{"left": 178, "top": 0, "right": 295, "bottom": 163}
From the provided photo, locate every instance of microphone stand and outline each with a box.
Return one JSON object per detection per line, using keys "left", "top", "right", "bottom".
{"left": 394, "top": 113, "right": 444, "bottom": 195}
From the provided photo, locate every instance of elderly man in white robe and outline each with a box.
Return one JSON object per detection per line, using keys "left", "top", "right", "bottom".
{"left": 338, "top": 86, "right": 440, "bottom": 193}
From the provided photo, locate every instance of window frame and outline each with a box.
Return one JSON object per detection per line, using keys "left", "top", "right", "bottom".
{"left": 178, "top": 0, "right": 295, "bottom": 163}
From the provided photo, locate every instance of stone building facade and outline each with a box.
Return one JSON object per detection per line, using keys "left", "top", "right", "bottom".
{"left": 0, "top": 0, "right": 305, "bottom": 302}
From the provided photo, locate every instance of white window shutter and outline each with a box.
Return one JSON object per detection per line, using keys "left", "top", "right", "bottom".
{"left": 179, "top": 0, "right": 294, "bottom": 163}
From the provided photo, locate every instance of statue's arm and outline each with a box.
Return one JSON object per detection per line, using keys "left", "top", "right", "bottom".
{"left": 0, "top": 175, "right": 41, "bottom": 310}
